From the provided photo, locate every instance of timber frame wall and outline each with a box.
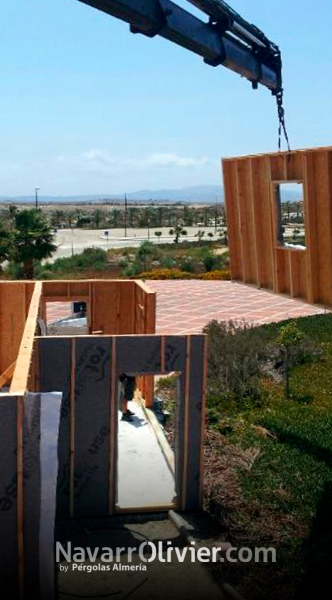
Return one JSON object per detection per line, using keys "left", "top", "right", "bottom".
{"left": 0, "top": 279, "right": 207, "bottom": 597}
{"left": 222, "top": 146, "right": 332, "bottom": 305}
{"left": 0, "top": 279, "right": 156, "bottom": 398}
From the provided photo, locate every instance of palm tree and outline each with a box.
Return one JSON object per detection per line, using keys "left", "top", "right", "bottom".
{"left": 10, "top": 209, "right": 57, "bottom": 278}
{"left": 169, "top": 225, "right": 187, "bottom": 244}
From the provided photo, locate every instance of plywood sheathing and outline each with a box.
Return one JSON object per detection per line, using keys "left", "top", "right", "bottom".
{"left": 41, "top": 279, "right": 156, "bottom": 405}
{"left": 0, "top": 281, "right": 35, "bottom": 374}
{"left": 222, "top": 146, "right": 332, "bottom": 306}
{"left": 0, "top": 360, "right": 16, "bottom": 389}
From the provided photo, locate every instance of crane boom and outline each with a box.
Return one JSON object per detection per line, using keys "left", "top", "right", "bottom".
{"left": 76, "top": 0, "right": 282, "bottom": 94}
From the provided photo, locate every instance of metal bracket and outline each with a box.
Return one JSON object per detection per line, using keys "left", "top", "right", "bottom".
{"left": 130, "top": 7, "right": 170, "bottom": 37}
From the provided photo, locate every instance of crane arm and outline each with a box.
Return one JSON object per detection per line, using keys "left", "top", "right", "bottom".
{"left": 76, "top": 0, "right": 282, "bottom": 94}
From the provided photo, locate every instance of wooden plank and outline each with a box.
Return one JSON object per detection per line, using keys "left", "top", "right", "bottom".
{"left": 312, "top": 150, "right": 332, "bottom": 305}
{"left": 10, "top": 282, "right": 42, "bottom": 395}
{"left": 42, "top": 281, "right": 68, "bottom": 297}
{"left": 70, "top": 338, "right": 76, "bottom": 518}
{"left": 42, "top": 295, "right": 89, "bottom": 303}
{"left": 91, "top": 281, "right": 118, "bottom": 334}
{"left": 0, "top": 282, "right": 28, "bottom": 374}
{"left": 135, "top": 279, "right": 154, "bottom": 294}
{"left": 200, "top": 335, "right": 208, "bottom": 506}
{"left": 249, "top": 158, "right": 262, "bottom": 286}
{"left": 17, "top": 395, "right": 24, "bottom": 600}
{"left": 284, "top": 152, "right": 303, "bottom": 181}
{"left": 269, "top": 154, "right": 287, "bottom": 181}
{"left": 109, "top": 338, "right": 117, "bottom": 515}
{"left": 250, "top": 157, "right": 275, "bottom": 289}
{"left": 236, "top": 160, "right": 256, "bottom": 283}
{"left": 181, "top": 335, "right": 191, "bottom": 511}
{"left": 222, "top": 160, "right": 242, "bottom": 279}
{"left": 160, "top": 336, "right": 166, "bottom": 374}
{"left": 303, "top": 153, "right": 319, "bottom": 303}
{"left": 118, "top": 281, "right": 135, "bottom": 333}
{"left": 0, "top": 361, "right": 16, "bottom": 389}
{"left": 275, "top": 248, "right": 290, "bottom": 294}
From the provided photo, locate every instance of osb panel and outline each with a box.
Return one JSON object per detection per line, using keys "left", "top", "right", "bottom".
{"left": 223, "top": 146, "right": 332, "bottom": 307}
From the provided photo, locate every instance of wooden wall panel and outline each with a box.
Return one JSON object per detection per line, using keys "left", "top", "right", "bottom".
{"left": 311, "top": 151, "right": 332, "bottom": 305}
{"left": 303, "top": 153, "right": 319, "bottom": 303}
{"left": 270, "top": 154, "right": 287, "bottom": 180}
{"left": 222, "top": 160, "right": 242, "bottom": 279}
{"left": 284, "top": 152, "right": 303, "bottom": 181}
{"left": 118, "top": 281, "right": 136, "bottom": 333}
{"left": 275, "top": 249, "right": 290, "bottom": 294}
{"left": 236, "top": 160, "right": 256, "bottom": 283}
{"left": 0, "top": 282, "right": 34, "bottom": 374}
{"left": 91, "top": 281, "right": 119, "bottom": 334}
{"left": 251, "top": 157, "right": 275, "bottom": 288}
{"left": 223, "top": 146, "right": 332, "bottom": 307}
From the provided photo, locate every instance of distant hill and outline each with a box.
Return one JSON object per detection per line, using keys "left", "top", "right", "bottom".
{"left": 0, "top": 185, "right": 224, "bottom": 205}
{"left": 0, "top": 184, "right": 303, "bottom": 205}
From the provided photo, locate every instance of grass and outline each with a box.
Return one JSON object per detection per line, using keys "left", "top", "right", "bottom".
{"left": 6, "top": 240, "right": 228, "bottom": 280}
{"left": 202, "top": 314, "right": 332, "bottom": 599}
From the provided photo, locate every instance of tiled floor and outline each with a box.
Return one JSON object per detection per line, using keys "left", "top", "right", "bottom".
{"left": 146, "top": 280, "right": 327, "bottom": 334}
{"left": 46, "top": 281, "right": 328, "bottom": 333}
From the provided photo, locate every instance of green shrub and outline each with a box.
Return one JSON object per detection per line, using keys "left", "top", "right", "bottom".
{"left": 204, "top": 320, "right": 271, "bottom": 407}
{"left": 199, "top": 269, "right": 231, "bottom": 280}
{"left": 136, "top": 268, "right": 192, "bottom": 280}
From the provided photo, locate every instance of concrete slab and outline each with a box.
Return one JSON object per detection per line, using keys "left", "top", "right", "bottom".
{"left": 117, "top": 401, "right": 176, "bottom": 510}
{"left": 56, "top": 516, "right": 225, "bottom": 600}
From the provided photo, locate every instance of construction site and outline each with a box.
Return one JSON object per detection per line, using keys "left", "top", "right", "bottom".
{"left": 1, "top": 1, "right": 332, "bottom": 600}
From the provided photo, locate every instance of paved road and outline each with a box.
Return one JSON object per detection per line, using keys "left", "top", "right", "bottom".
{"left": 53, "top": 226, "right": 222, "bottom": 260}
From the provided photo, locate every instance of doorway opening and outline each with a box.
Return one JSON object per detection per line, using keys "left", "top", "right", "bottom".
{"left": 116, "top": 372, "right": 180, "bottom": 511}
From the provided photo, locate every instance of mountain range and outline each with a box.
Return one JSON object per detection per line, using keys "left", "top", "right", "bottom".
{"left": 0, "top": 184, "right": 303, "bottom": 205}
{"left": 0, "top": 185, "right": 223, "bottom": 204}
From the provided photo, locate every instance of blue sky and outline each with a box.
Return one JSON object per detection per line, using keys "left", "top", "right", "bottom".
{"left": 1, "top": 0, "right": 332, "bottom": 196}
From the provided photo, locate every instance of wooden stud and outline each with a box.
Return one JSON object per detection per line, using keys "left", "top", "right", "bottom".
{"left": 181, "top": 335, "right": 191, "bottom": 511}
{"left": 222, "top": 160, "right": 242, "bottom": 279}
{"left": 16, "top": 395, "right": 24, "bottom": 600}
{"left": 69, "top": 338, "right": 76, "bottom": 518}
{"left": 109, "top": 337, "right": 117, "bottom": 515}
{"left": 199, "top": 335, "right": 208, "bottom": 506}
{"left": 160, "top": 336, "right": 166, "bottom": 374}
